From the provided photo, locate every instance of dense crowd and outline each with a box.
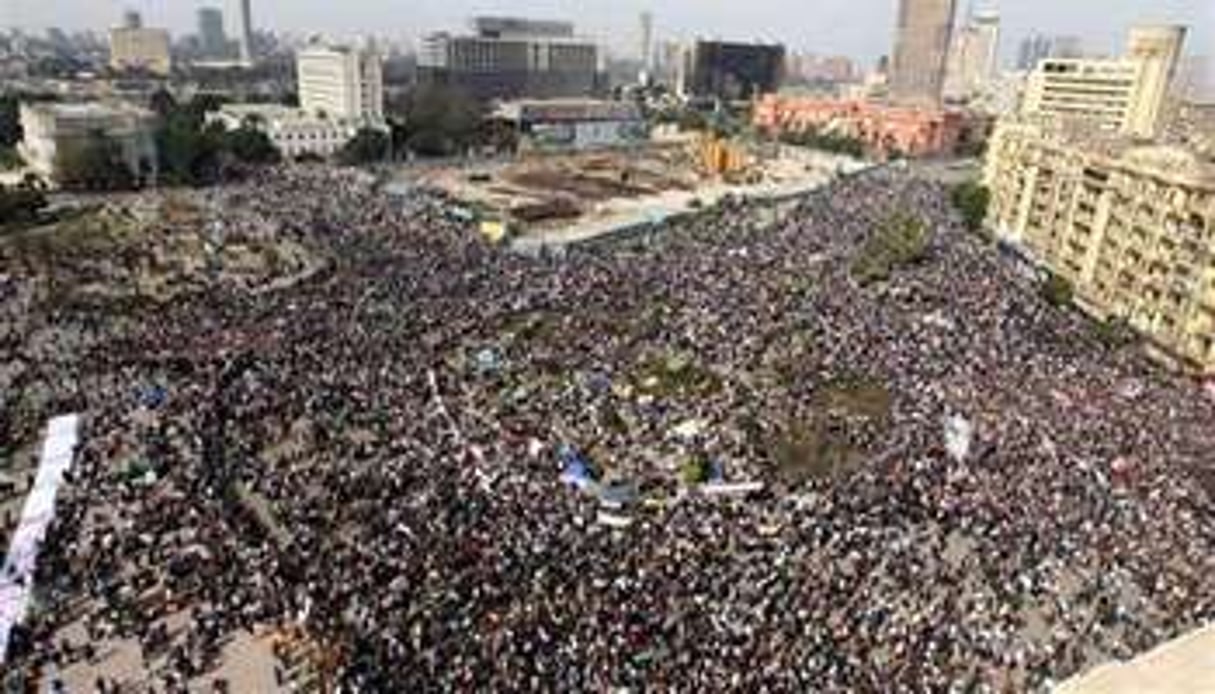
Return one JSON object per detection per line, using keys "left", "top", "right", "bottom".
{"left": 2, "top": 164, "right": 1214, "bottom": 691}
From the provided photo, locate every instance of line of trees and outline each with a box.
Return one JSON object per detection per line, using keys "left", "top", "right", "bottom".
{"left": 950, "top": 181, "right": 991, "bottom": 233}
{"left": 152, "top": 90, "right": 279, "bottom": 187}
{"left": 388, "top": 84, "right": 485, "bottom": 158}
{"left": 778, "top": 127, "right": 865, "bottom": 158}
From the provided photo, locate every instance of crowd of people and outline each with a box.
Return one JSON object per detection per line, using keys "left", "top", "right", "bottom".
{"left": 2, "top": 164, "right": 1214, "bottom": 691}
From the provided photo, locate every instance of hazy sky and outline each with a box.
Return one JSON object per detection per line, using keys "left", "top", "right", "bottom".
{"left": 4, "top": 0, "right": 1211, "bottom": 67}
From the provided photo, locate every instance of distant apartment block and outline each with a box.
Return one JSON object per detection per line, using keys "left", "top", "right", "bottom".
{"left": 985, "top": 120, "right": 1215, "bottom": 371}
{"left": 418, "top": 17, "right": 602, "bottom": 101}
{"left": 944, "top": 8, "right": 1000, "bottom": 102}
{"left": 109, "top": 26, "right": 172, "bottom": 76}
{"left": 1023, "top": 25, "right": 1186, "bottom": 138}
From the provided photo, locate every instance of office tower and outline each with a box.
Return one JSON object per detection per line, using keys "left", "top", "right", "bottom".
{"left": 640, "top": 12, "right": 654, "bottom": 72}
{"left": 122, "top": 10, "right": 142, "bottom": 30}
{"left": 297, "top": 44, "right": 385, "bottom": 122}
{"left": 889, "top": 0, "right": 958, "bottom": 107}
{"left": 945, "top": 7, "right": 1000, "bottom": 100}
{"left": 1018, "top": 33, "right": 1083, "bottom": 70}
{"left": 237, "top": 0, "right": 254, "bottom": 64}
{"left": 198, "top": 7, "right": 227, "bottom": 59}
{"left": 418, "top": 17, "right": 602, "bottom": 101}
{"left": 1017, "top": 35, "right": 1048, "bottom": 70}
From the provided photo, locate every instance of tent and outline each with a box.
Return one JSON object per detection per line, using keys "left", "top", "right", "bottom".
{"left": 558, "top": 445, "right": 595, "bottom": 491}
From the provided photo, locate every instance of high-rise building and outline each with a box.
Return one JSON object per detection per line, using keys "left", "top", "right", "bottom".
{"left": 1017, "top": 33, "right": 1083, "bottom": 70}
{"left": 236, "top": 0, "right": 254, "bottom": 65}
{"left": 1051, "top": 36, "right": 1083, "bottom": 60}
{"left": 639, "top": 12, "right": 654, "bottom": 71}
{"left": 197, "top": 7, "right": 227, "bottom": 59}
{"left": 1017, "top": 35, "right": 1050, "bottom": 70}
{"left": 110, "top": 24, "right": 172, "bottom": 76}
{"left": 297, "top": 44, "right": 384, "bottom": 123}
{"left": 683, "top": 40, "right": 785, "bottom": 101}
{"left": 1022, "top": 25, "right": 1186, "bottom": 138}
{"left": 1124, "top": 25, "right": 1187, "bottom": 137}
{"left": 984, "top": 120, "right": 1215, "bottom": 372}
{"left": 418, "top": 17, "right": 602, "bottom": 101}
{"left": 122, "top": 9, "right": 142, "bottom": 30}
{"left": 889, "top": 0, "right": 958, "bottom": 107}
{"left": 944, "top": 8, "right": 1000, "bottom": 101}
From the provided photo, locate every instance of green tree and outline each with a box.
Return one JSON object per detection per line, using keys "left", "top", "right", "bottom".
{"left": 852, "top": 212, "right": 931, "bottom": 286}
{"left": 398, "top": 85, "right": 483, "bottom": 157}
{"left": 779, "top": 127, "right": 864, "bottom": 157}
{"left": 338, "top": 127, "right": 391, "bottom": 165}
{"left": 1094, "top": 316, "right": 1136, "bottom": 349}
{"left": 0, "top": 181, "right": 47, "bottom": 227}
{"left": 225, "top": 125, "right": 281, "bottom": 165}
{"left": 54, "top": 130, "right": 136, "bottom": 191}
{"left": 0, "top": 94, "right": 20, "bottom": 147}
{"left": 0, "top": 147, "right": 21, "bottom": 170}
{"left": 1039, "top": 272, "right": 1074, "bottom": 308}
{"left": 950, "top": 181, "right": 991, "bottom": 232}
{"left": 156, "top": 111, "right": 224, "bottom": 186}
{"left": 149, "top": 88, "right": 177, "bottom": 119}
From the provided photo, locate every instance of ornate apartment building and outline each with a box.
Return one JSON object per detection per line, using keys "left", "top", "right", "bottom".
{"left": 984, "top": 121, "right": 1215, "bottom": 372}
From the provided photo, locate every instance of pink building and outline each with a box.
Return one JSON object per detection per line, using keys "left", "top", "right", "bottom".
{"left": 753, "top": 94, "right": 966, "bottom": 157}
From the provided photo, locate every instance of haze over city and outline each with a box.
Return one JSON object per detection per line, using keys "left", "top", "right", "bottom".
{"left": 5, "top": 0, "right": 1212, "bottom": 66}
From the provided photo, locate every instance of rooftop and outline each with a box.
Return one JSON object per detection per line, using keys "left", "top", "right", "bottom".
{"left": 21, "top": 101, "right": 152, "bottom": 120}
{"left": 1056, "top": 624, "right": 1215, "bottom": 694}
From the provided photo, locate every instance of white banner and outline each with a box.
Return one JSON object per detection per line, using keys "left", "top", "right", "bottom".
{"left": 0, "top": 413, "right": 80, "bottom": 663}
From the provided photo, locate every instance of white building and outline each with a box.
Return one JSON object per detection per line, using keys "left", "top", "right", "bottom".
{"left": 209, "top": 104, "right": 364, "bottom": 159}
{"left": 18, "top": 101, "right": 158, "bottom": 183}
{"left": 297, "top": 45, "right": 384, "bottom": 123}
{"left": 1022, "top": 24, "right": 1186, "bottom": 138}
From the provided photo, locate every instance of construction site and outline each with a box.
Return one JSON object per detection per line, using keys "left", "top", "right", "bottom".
{"left": 397, "top": 135, "right": 869, "bottom": 246}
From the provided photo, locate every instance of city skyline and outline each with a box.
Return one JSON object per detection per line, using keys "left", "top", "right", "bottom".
{"left": 3, "top": 0, "right": 1210, "bottom": 70}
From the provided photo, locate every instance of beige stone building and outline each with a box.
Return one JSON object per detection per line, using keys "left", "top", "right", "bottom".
{"left": 984, "top": 120, "right": 1215, "bottom": 372}
{"left": 109, "top": 27, "right": 172, "bottom": 76}
{"left": 18, "top": 101, "right": 158, "bottom": 184}
{"left": 1022, "top": 25, "right": 1186, "bottom": 138}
